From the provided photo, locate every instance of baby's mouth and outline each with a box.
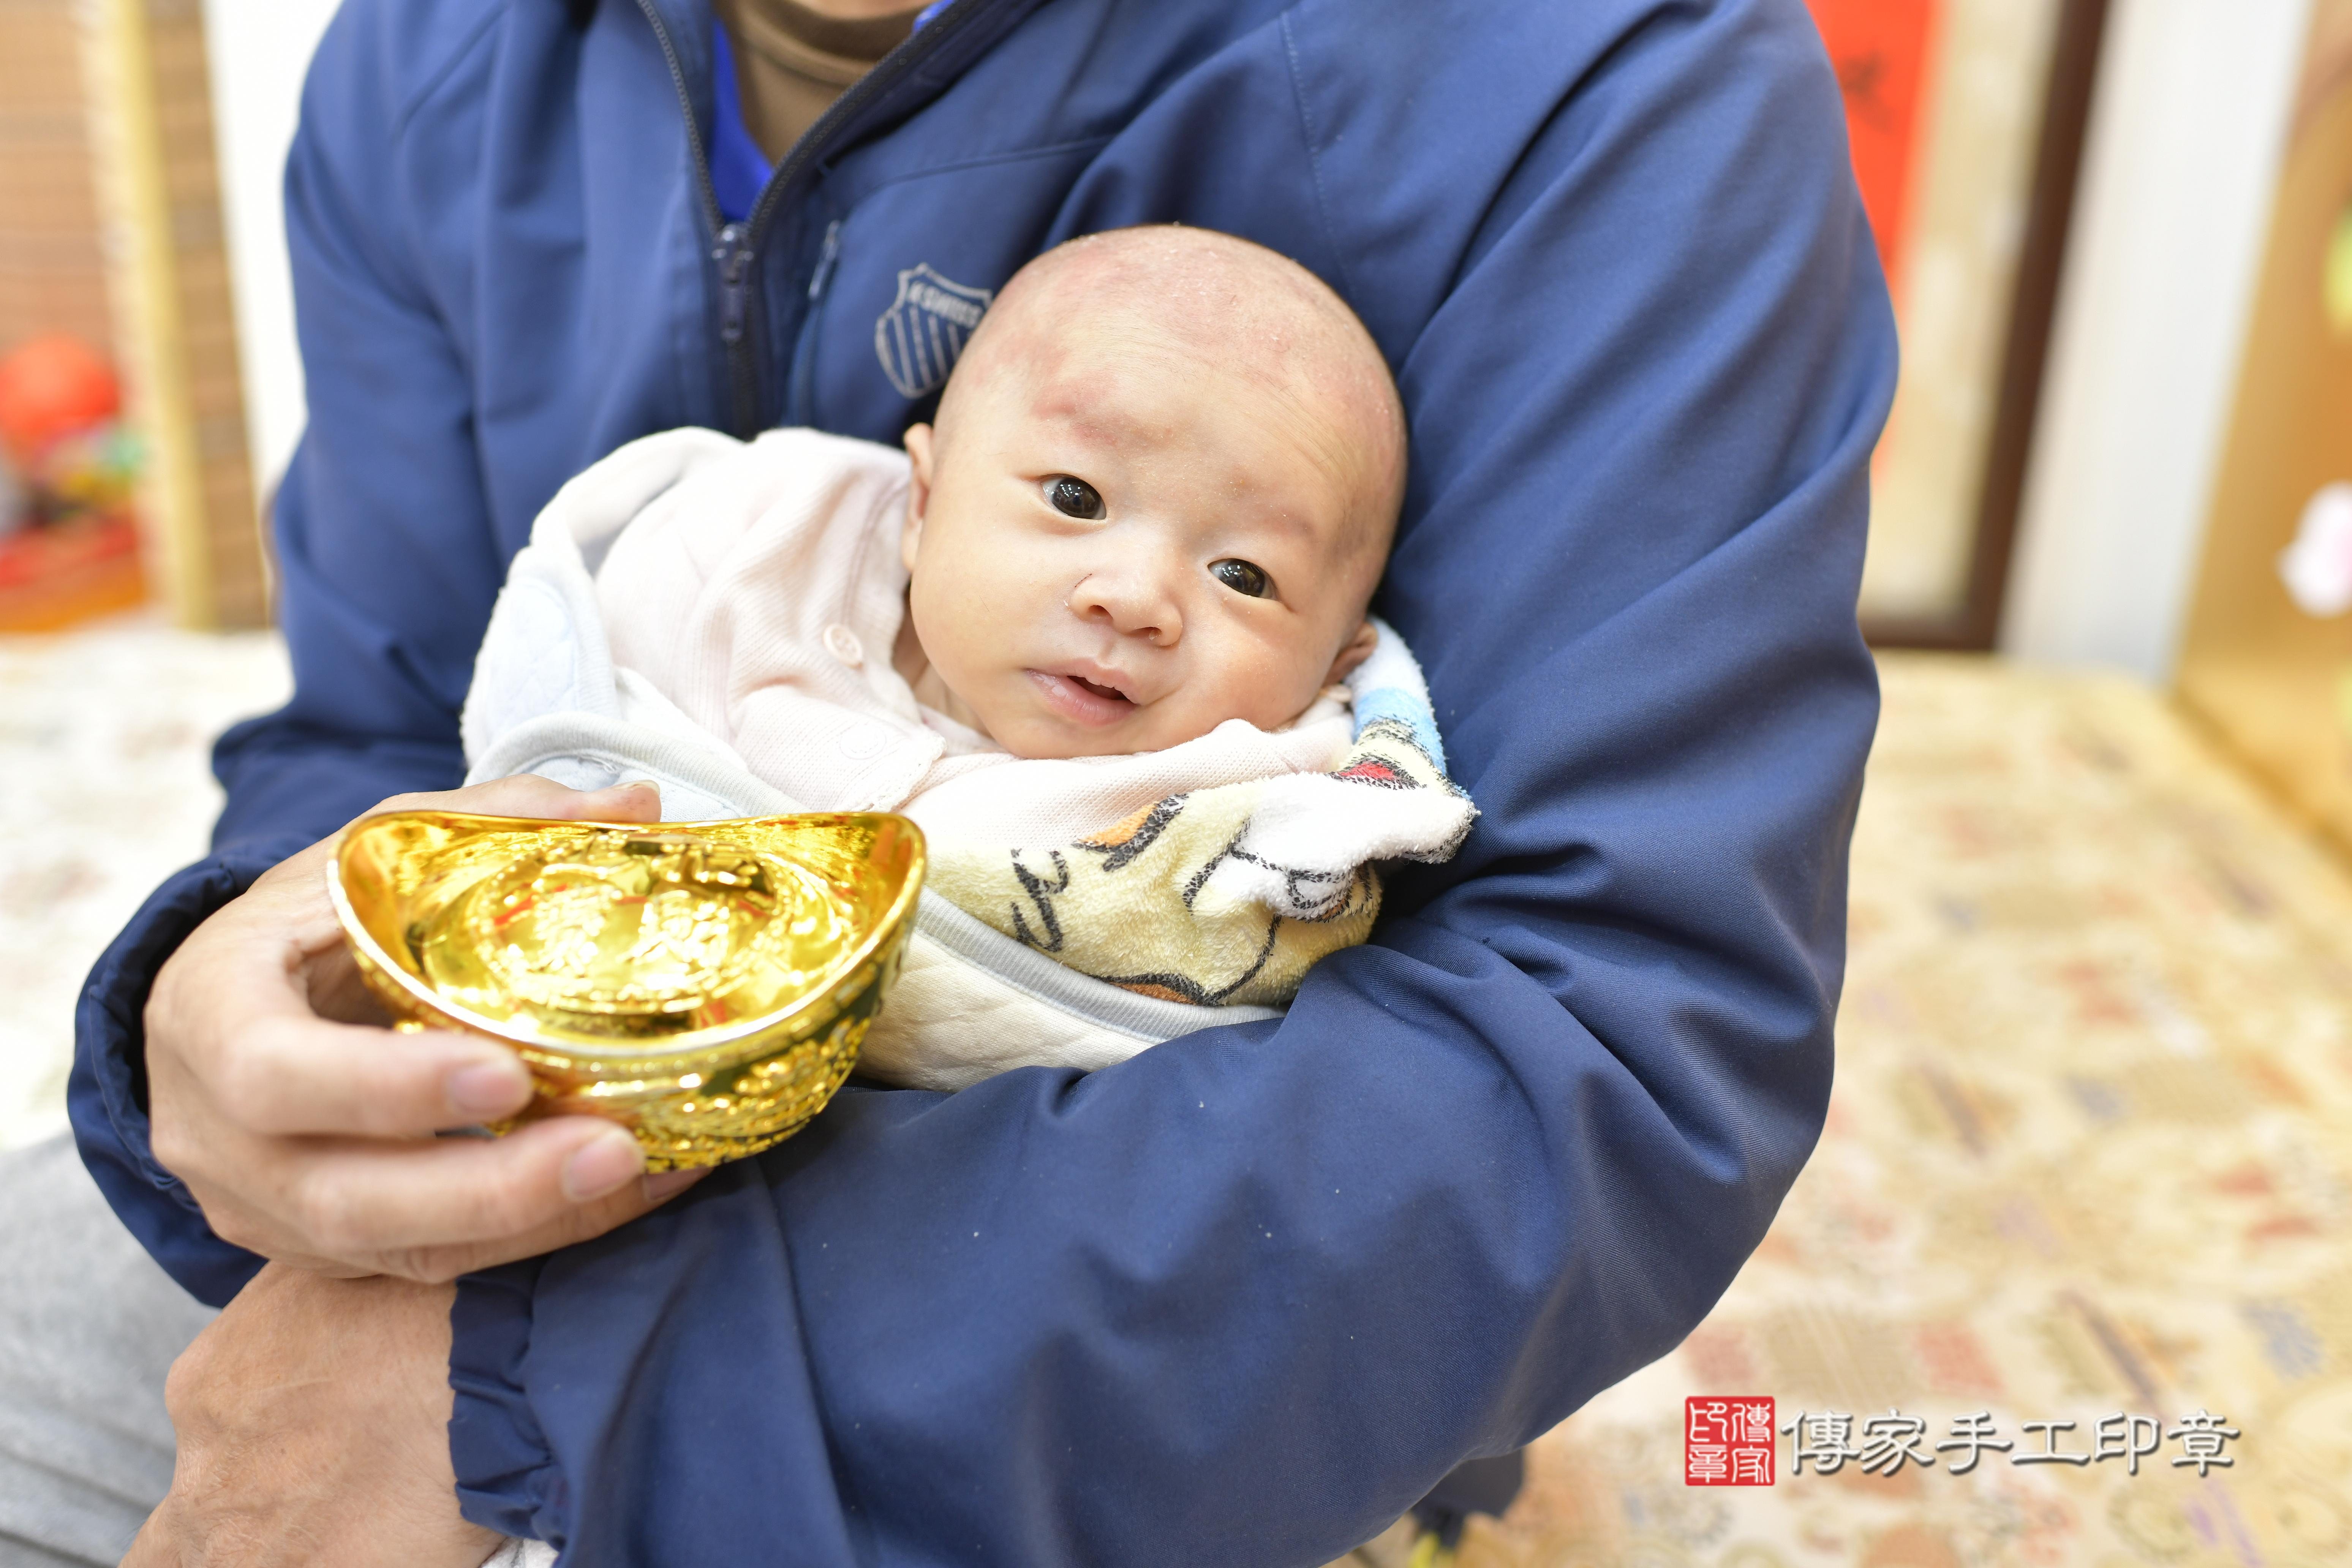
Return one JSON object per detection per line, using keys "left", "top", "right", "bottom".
{"left": 1027, "top": 668, "right": 1137, "bottom": 726}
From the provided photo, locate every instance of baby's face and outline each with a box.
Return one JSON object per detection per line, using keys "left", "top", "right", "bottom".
{"left": 899, "top": 322, "right": 1389, "bottom": 760}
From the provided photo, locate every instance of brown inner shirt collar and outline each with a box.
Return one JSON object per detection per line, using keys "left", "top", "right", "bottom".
{"left": 713, "top": 0, "right": 928, "bottom": 161}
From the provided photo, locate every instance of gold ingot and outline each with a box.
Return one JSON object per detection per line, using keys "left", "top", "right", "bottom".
{"left": 329, "top": 810, "right": 925, "bottom": 1170}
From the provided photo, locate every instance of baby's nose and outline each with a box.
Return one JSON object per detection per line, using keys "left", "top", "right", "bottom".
{"left": 1073, "top": 569, "right": 1182, "bottom": 644}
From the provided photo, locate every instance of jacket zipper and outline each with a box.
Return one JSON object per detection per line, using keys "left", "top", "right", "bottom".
{"left": 632, "top": 0, "right": 756, "bottom": 433}
{"left": 632, "top": 0, "right": 1000, "bottom": 437}
{"left": 717, "top": 221, "right": 755, "bottom": 349}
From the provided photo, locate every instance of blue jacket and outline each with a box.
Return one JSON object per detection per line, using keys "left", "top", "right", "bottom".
{"left": 71, "top": 0, "right": 1894, "bottom": 1561}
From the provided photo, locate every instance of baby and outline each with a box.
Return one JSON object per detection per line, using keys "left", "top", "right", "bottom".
{"left": 462, "top": 226, "right": 1471, "bottom": 1089}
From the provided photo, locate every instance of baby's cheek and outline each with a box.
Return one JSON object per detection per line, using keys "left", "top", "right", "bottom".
{"left": 1197, "top": 645, "right": 1319, "bottom": 734}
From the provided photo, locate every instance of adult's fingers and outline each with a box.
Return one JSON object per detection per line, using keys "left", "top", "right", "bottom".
{"left": 224, "top": 777, "right": 659, "bottom": 918}
{"left": 212, "top": 1012, "right": 541, "bottom": 1139}
{"left": 150, "top": 900, "right": 536, "bottom": 1141}
{"left": 371, "top": 774, "right": 665, "bottom": 825}
{"left": 186, "top": 1141, "right": 709, "bottom": 1282}
{"left": 267, "top": 1116, "right": 676, "bottom": 1272}
{"left": 141, "top": 772, "right": 689, "bottom": 1273}
{"left": 382, "top": 1164, "right": 712, "bottom": 1283}
{"left": 159, "top": 776, "right": 670, "bottom": 1143}
{"left": 211, "top": 776, "right": 662, "bottom": 942}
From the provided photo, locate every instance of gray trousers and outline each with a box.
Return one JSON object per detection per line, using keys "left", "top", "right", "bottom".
{"left": 0, "top": 1137, "right": 214, "bottom": 1567}
{"left": 0, "top": 1138, "right": 1429, "bottom": 1568}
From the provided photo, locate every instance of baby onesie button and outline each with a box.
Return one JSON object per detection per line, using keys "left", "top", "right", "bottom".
{"left": 822, "top": 624, "right": 864, "bottom": 666}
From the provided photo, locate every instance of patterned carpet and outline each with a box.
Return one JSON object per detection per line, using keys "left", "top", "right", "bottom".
{"left": 5, "top": 636, "right": 2350, "bottom": 1564}
{"left": 0, "top": 618, "right": 289, "bottom": 1149}
{"left": 1446, "top": 656, "right": 2352, "bottom": 1568}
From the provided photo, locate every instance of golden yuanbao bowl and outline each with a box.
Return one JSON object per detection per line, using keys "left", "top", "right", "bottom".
{"left": 329, "top": 810, "right": 925, "bottom": 1170}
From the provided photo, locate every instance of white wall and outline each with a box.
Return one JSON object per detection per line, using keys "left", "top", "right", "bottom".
{"left": 202, "top": 0, "right": 341, "bottom": 500}
{"left": 2001, "top": 0, "right": 2314, "bottom": 679}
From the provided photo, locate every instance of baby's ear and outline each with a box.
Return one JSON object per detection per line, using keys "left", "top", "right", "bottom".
{"left": 1325, "top": 619, "right": 1379, "bottom": 685}
{"left": 901, "top": 423, "right": 935, "bottom": 572}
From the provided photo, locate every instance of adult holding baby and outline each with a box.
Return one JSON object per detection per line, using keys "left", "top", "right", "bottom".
{"left": 17, "top": 0, "right": 1895, "bottom": 1563}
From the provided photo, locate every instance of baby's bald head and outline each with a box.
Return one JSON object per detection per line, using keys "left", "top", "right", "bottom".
{"left": 937, "top": 227, "right": 1406, "bottom": 574}
{"left": 898, "top": 227, "right": 1409, "bottom": 760}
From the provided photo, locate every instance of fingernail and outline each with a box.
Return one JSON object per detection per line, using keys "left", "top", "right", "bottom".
{"left": 561, "top": 1129, "right": 645, "bottom": 1203}
{"left": 641, "top": 1168, "right": 704, "bottom": 1201}
{"left": 446, "top": 1059, "right": 531, "bottom": 1118}
{"left": 620, "top": 779, "right": 660, "bottom": 797}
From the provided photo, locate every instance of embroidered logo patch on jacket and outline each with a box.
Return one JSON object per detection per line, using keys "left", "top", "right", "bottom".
{"left": 874, "top": 264, "right": 995, "bottom": 398}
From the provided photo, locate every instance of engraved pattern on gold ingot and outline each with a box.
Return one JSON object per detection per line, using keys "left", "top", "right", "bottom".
{"left": 328, "top": 811, "right": 925, "bottom": 1170}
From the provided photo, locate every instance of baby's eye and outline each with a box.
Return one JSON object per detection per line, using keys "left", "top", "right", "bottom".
{"left": 1211, "top": 559, "right": 1271, "bottom": 599}
{"left": 1045, "top": 476, "right": 1105, "bottom": 520}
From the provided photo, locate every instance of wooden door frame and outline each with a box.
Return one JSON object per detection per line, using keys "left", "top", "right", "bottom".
{"left": 1864, "top": 0, "right": 2113, "bottom": 651}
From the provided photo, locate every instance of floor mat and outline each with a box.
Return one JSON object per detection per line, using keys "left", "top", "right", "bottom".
{"left": 1453, "top": 654, "right": 2352, "bottom": 1567}
{"left": 0, "top": 619, "right": 288, "bottom": 1149}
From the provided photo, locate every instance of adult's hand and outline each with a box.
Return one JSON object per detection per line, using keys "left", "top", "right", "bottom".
{"left": 145, "top": 773, "right": 704, "bottom": 1282}
{"left": 123, "top": 1263, "right": 496, "bottom": 1568}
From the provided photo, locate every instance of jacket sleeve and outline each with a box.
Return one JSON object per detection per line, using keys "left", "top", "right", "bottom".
{"left": 67, "top": 1, "right": 497, "bottom": 1305}
{"left": 449, "top": 2, "right": 1896, "bottom": 1563}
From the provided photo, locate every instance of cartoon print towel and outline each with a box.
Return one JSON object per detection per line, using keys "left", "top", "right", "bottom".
{"left": 922, "top": 685, "right": 1468, "bottom": 1008}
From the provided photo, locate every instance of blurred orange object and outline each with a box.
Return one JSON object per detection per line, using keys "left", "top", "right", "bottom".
{"left": 0, "top": 513, "right": 143, "bottom": 630}
{"left": 0, "top": 334, "right": 144, "bottom": 629}
{"left": 0, "top": 332, "right": 121, "bottom": 465}
{"left": 1805, "top": 0, "right": 1942, "bottom": 297}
